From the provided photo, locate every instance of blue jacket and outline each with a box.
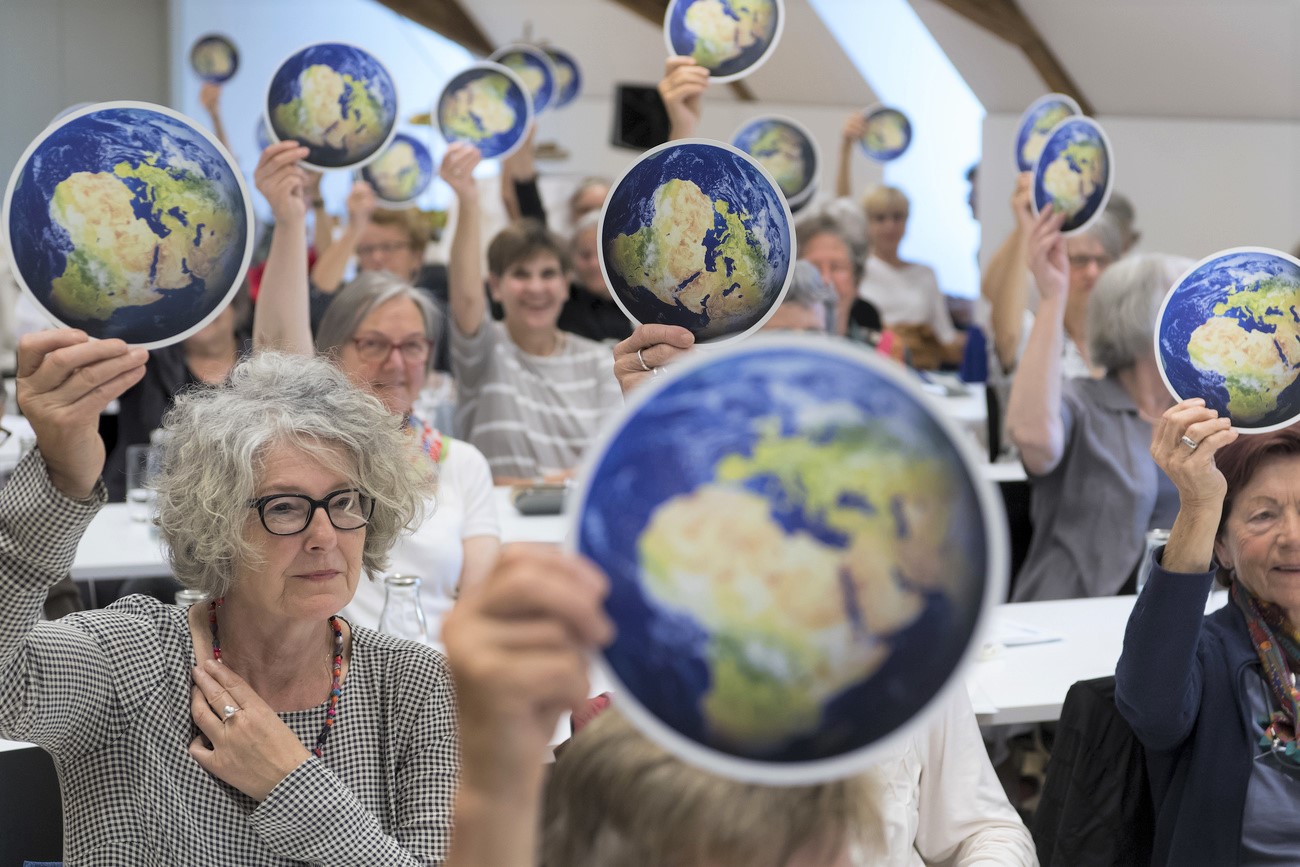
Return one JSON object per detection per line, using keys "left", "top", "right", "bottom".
{"left": 1115, "top": 557, "right": 1258, "bottom": 865}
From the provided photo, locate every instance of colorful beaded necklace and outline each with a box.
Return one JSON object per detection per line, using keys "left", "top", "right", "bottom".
{"left": 207, "top": 597, "right": 344, "bottom": 758}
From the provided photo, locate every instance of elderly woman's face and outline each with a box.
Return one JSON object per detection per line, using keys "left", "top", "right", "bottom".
{"left": 571, "top": 225, "right": 607, "bottom": 298}
{"left": 1066, "top": 234, "right": 1113, "bottom": 298}
{"left": 357, "top": 222, "right": 422, "bottom": 283}
{"left": 338, "top": 296, "right": 428, "bottom": 417}
{"left": 233, "top": 443, "right": 366, "bottom": 622}
{"left": 800, "top": 233, "right": 857, "bottom": 309}
{"left": 1217, "top": 454, "right": 1300, "bottom": 619}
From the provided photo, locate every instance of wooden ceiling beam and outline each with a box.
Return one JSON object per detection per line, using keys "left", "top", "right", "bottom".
{"left": 607, "top": 0, "right": 758, "bottom": 102}
{"left": 929, "top": 0, "right": 1095, "bottom": 115}
{"left": 374, "top": 0, "right": 495, "bottom": 57}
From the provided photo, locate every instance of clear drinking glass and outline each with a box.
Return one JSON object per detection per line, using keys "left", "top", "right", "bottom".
{"left": 125, "top": 444, "right": 156, "bottom": 522}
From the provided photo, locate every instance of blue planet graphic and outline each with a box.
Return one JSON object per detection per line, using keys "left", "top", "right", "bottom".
{"left": 361, "top": 132, "right": 434, "bottom": 206}
{"left": 1014, "top": 93, "right": 1079, "bottom": 173}
{"left": 3, "top": 102, "right": 252, "bottom": 348}
{"left": 599, "top": 140, "right": 794, "bottom": 343}
{"left": 436, "top": 63, "right": 532, "bottom": 160}
{"left": 190, "top": 34, "right": 238, "bottom": 84}
{"left": 1032, "top": 116, "right": 1112, "bottom": 235}
{"left": 265, "top": 42, "right": 399, "bottom": 171}
{"left": 731, "top": 115, "right": 819, "bottom": 206}
{"left": 1156, "top": 248, "right": 1300, "bottom": 432}
{"left": 489, "top": 45, "right": 556, "bottom": 115}
{"left": 574, "top": 336, "right": 999, "bottom": 782}
{"left": 664, "top": 0, "right": 783, "bottom": 83}
{"left": 860, "top": 106, "right": 912, "bottom": 162}
{"left": 545, "top": 47, "right": 583, "bottom": 109}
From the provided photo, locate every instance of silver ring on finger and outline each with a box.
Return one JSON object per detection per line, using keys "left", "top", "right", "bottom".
{"left": 222, "top": 703, "right": 242, "bottom": 720}
{"left": 637, "top": 348, "right": 653, "bottom": 373}
{"left": 1180, "top": 434, "right": 1199, "bottom": 451}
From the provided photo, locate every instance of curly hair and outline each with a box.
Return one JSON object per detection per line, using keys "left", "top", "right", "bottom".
{"left": 152, "top": 351, "right": 433, "bottom": 598}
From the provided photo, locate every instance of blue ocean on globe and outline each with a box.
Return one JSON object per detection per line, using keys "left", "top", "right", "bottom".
{"left": 1014, "top": 94, "right": 1078, "bottom": 172}
{"left": 266, "top": 43, "right": 398, "bottom": 170}
{"left": 860, "top": 108, "right": 912, "bottom": 162}
{"left": 731, "top": 117, "right": 818, "bottom": 204}
{"left": 491, "top": 46, "right": 556, "bottom": 114}
{"left": 6, "top": 105, "right": 250, "bottom": 346}
{"left": 600, "top": 142, "right": 792, "bottom": 342}
{"left": 436, "top": 65, "right": 531, "bottom": 160}
{"left": 360, "top": 132, "right": 434, "bottom": 205}
{"left": 1032, "top": 117, "right": 1110, "bottom": 234}
{"left": 546, "top": 48, "right": 582, "bottom": 108}
{"left": 1157, "top": 249, "right": 1300, "bottom": 431}
{"left": 577, "top": 341, "right": 991, "bottom": 766}
{"left": 666, "top": 0, "right": 781, "bottom": 80}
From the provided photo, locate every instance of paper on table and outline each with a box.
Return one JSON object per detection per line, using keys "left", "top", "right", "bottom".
{"left": 992, "top": 620, "right": 1063, "bottom": 647}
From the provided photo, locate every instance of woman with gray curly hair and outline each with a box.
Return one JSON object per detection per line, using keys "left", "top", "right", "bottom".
{"left": 1006, "top": 206, "right": 1185, "bottom": 601}
{"left": 2, "top": 331, "right": 611, "bottom": 866}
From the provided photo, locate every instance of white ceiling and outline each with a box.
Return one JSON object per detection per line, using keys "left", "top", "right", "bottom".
{"left": 453, "top": 0, "right": 1300, "bottom": 122}
{"left": 464, "top": 0, "right": 876, "bottom": 107}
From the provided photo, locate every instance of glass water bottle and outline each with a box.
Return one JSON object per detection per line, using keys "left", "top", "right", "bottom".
{"left": 378, "top": 574, "right": 429, "bottom": 644}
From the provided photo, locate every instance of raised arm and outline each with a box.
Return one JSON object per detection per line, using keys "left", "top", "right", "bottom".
{"left": 441, "top": 143, "right": 486, "bottom": 338}
{"left": 251, "top": 142, "right": 313, "bottom": 354}
{"left": 658, "top": 56, "right": 709, "bottom": 141}
{"left": 199, "top": 82, "right": 230, "bottom": 153}
{"left": 980, "top": 173, "right": 1034, "bottom": 370}
{"left": 442, "top": 545, "right": 613, "bottom": 867}
{"left": 310, "top": 181, "right": 377, "bottom": 294}
{"left": 1004, "top": 207, "right": 1069, "bottom": 476}
{"left": 836, "top": 112, "right": 866, "bottom": 199}
{"left": 1116, "top": 400, "right": 1235, "bottom": 749}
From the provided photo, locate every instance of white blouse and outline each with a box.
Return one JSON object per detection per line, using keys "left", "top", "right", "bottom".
{"left": 859, "top": 256, "right": 957, "bottom": 346}
{"left": 341, "top": 436, "right": 499, "bottom": 643}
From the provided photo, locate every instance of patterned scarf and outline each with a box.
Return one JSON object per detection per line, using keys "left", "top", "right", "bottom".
{"left": 406, "top": 414, "right": 445, "bottom": 464}
{"left": 1233, "top": 581, "right": 1300, "bottom": 763}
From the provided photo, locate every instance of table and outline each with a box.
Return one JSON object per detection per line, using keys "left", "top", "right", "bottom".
{"left": 967, "top": 591, "right": 1228, "bottom": 726}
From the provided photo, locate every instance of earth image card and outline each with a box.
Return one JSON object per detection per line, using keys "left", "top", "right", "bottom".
{"left": 1030, "top": 115, "right": 1113, "bottom": 236}
{"left": 436, "top": 62, "right": 534, "bottom": 160}
{"left": 1155, "top": 247, "right": 1300, "bottom": 433}
{"left": 1014, "top": 93, "right": 1080, "bottom": 173}
{"left": 730, "top": 115, "right": 820, "bottom": 209}
{"left": 859, "top": 105, "right": 912, "bottom": 162}
{"left": 190, "top": 33, "right": 238, "bottom": 84}
{"left": 545, "top": 47, "right": 583, "bottom": 109}
{"left": 265, "top": 42, "right": 399, "bottom": 172}
{"left": 571, "top": 334, "right": 1006, "bottom": 784}
{"left": 598, "top": 138, "right": 795, "bottom": 344}
{"left": 663, "top": 0, "right": 785, "bottom": 84}
{"left": 3, "top": 101, "right": 254, "bottom": 349}
{"left": 360, "top": 132, "right": 435, "bottom": 207}
{"left": 488, "top": 44, "right": 558, "bottom": 115}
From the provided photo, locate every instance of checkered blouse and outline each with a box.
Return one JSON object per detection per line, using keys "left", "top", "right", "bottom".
{"left": 0, "top": 450, "right": 457, "bottom": 865}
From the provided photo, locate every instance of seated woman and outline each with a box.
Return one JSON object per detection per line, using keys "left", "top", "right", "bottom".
{"left": 1006, "top": 207, "right": 1183, "bottom": 601}
{"left": 252, "top": 141, "right": 499, "bottom": 640}
{"left": 441, "top": 142, "right": 623, "bottom": 484}
{"left": 856, "top": 185, "right": 964, "bottom": 369}
{"left": 557, "top": 211, "right": 633, "bottom": 343}
{"left": 795, "top": 211, "right": 881, "bottom": 342}
{"left": 3, "top": 331, "right": 608, "bottom": 864}
{"left": 1114, "top": 405, "right": 1300, "bottom": 864}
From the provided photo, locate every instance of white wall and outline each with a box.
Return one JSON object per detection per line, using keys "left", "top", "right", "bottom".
{"left": 979, "top": 112, "right": 1300, "bottom": 269}
{"left": 0, "top": 0, "right": 171, "bottom": 185}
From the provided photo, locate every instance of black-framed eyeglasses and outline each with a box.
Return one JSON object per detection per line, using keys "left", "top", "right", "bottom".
{"left": 350, "top": 335, "right": 431, "bottom": 363}
{"left": 248, "top": 489, "right": 375, "bottom": 536}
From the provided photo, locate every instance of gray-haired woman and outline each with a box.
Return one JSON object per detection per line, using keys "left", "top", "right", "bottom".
{"left": 1005, "top": 206, "right": 1185, "bottom": 600}
{"left": 252, "top": 142, "right": 500, "bottom": 640}
{"left": 3, "top": 331, "right": 609, "bottom": 865}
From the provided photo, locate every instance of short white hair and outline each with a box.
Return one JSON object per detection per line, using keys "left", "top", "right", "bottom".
{"left": 1088, "top": 253, "right": 1191, "bottom": 373}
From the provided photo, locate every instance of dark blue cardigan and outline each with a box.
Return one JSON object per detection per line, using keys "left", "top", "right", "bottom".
{"left": 1115, "top": 557, "right": 1258, "bottom": 866}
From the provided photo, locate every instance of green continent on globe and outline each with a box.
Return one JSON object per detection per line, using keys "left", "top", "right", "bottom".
{"left": 749, "top": 126, "right": 804, "bottom": 196}
{"left": 684, "top": 0, "right": 775, "bottom": 67}
{"left": 440, "top": 76, "right": 517, "bottom": 141}
{"left": 1041, "top": 141, "right": 1103, "bottom": 218}
{"left": 272, "top": 64, "right": 386, "bottom": 156}
{"left": 1020, "top": 105, "right": 1071, "bottom": 167}
{"left": 367, "top": 141, "right": 420, "bottom": 200}
{"left": 1187, "top": 276, "right": 1300, "bottom": 422}
{"left": 608, "top": 178, "right": 769, "bottom": 325}
{"left": 637, "top": 419, "right": 962, "bottom": 750}
{"left": 48, "top": 156, "right": 235, "bottom": 322}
